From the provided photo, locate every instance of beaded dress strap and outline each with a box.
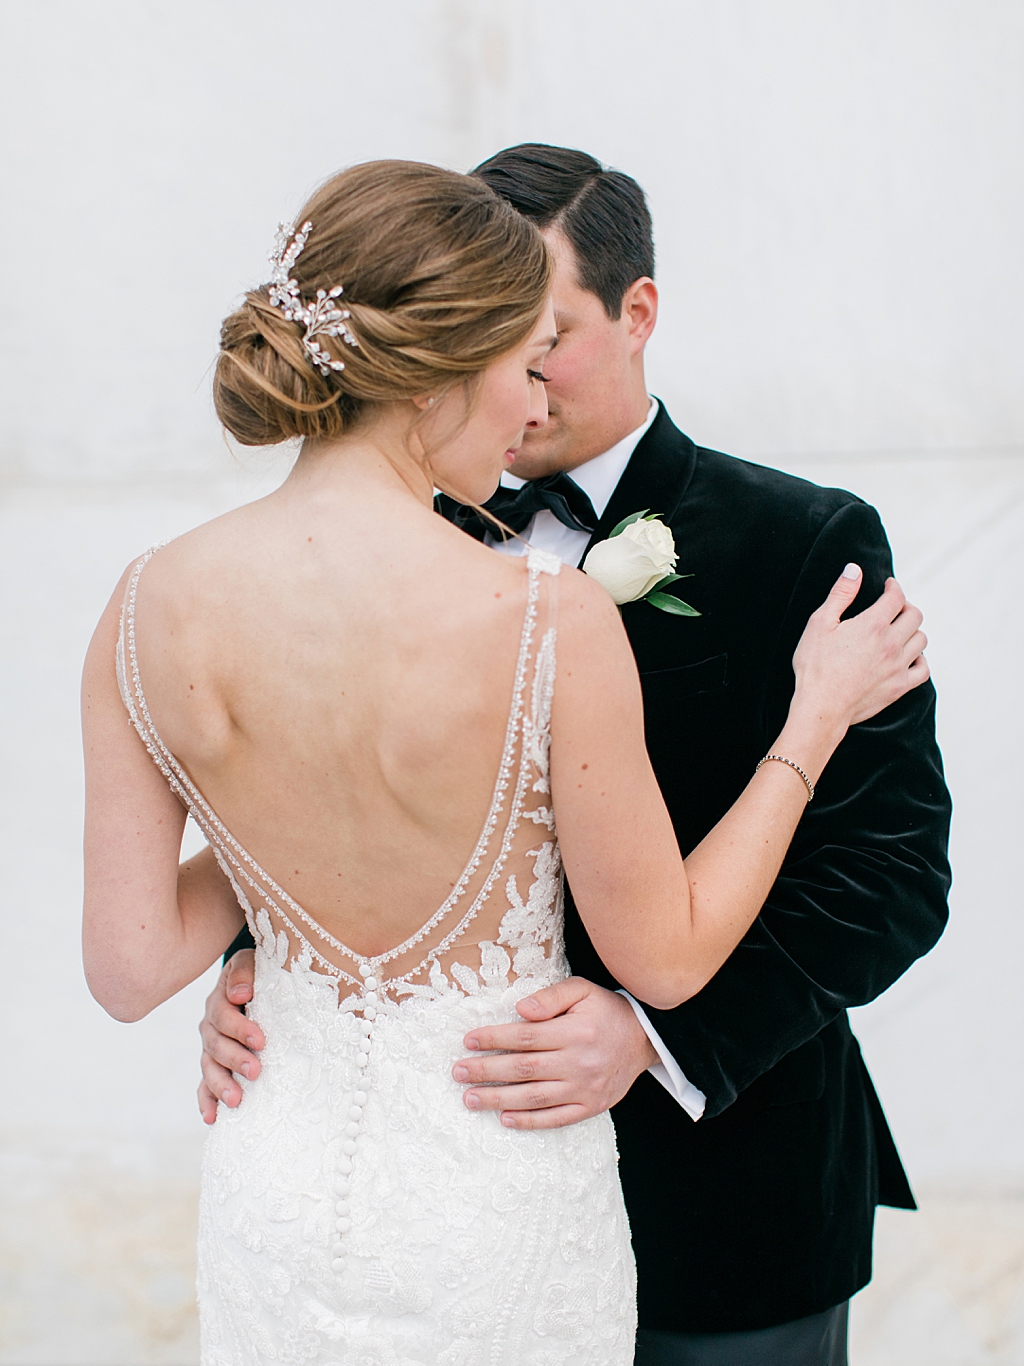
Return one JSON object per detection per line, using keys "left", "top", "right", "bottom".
{"left": 116, "top": 544, "right": 558, "bottom": 996}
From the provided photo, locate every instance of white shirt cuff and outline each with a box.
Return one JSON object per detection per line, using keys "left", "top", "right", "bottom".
{"left": 618, "top": 991, "right": 707, "bottom": 1121}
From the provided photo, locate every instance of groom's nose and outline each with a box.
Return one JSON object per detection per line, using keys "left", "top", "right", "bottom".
{"left": 526, "top": 381, "right": 549, "bottom": 430}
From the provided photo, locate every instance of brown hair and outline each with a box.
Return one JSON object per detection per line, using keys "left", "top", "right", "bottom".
{"left": 214, "top": 160, "right": 551, "bottom": 446}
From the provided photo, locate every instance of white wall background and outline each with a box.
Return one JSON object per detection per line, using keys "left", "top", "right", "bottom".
{"left": 1, "top": 3, "right": 1021, "bottom": 1362}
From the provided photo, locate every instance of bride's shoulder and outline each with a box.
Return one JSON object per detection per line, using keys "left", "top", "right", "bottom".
{"left": 86, "top": 514, "right": 235, "bottom": 680}
{"left": 553, "top": 563, "right": 623, "bottom": 634}
{"left": 94, "top": 507, "right": 268, "bottom": 665}
{"left": 116, "top": 500, "right": 269, "bottom": 593}
{"left": 429, "top": 535, "right": 623, "bottom": 647}
{"left": 547, "top": 565, "right": 638, "bottom": 689}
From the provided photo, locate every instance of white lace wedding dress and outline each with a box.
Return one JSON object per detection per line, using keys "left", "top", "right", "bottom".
{"left": 118, "top": 546, "right": 637, "bottom": 1365}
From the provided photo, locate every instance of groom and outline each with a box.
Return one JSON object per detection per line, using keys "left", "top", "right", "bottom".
{"left": 201, "top": 145, "right": 951, "bottom": 1364}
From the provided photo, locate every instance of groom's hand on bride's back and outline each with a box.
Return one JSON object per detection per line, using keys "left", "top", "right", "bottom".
{"left": 198, "top": 959, "right": 651, "bottom": 1129}
{"left": 452, "top": 978, "right": 658, "bottom": 1129}
{"left": 197, "top": 950, "right": 264, "bottom": 1125}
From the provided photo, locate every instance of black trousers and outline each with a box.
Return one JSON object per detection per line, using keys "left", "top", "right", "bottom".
{"left": 634, "top": 1302, "right": 849, "bottom": 1366}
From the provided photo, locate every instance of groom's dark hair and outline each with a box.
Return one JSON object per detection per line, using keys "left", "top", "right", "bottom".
{"left": 471, "top": 144, "right": 654, "bottom": 320}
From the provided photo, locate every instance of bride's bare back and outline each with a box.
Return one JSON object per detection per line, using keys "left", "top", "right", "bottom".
{"left": 135, "top": 495, "right": 533, "bottom": 952}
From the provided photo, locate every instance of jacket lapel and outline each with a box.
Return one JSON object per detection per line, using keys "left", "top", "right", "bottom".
{"left": 577, "top": 402, "right": 698, "bottom": 567}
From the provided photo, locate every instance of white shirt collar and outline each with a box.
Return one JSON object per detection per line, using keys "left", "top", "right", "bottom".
{"left": 500, "top": 398, "right": 658, "bottom": 516}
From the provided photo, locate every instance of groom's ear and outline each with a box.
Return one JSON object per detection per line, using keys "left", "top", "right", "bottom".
{"left": 623, "top": 278, "right": 658, "bottom": 353}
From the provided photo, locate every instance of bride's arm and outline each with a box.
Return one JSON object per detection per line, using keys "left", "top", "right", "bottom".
{"left": 81, "top": 577, "right": 244, "bottom": 1021}
{"left": 550, "top": 564, "right": 928, "bottom": 1011}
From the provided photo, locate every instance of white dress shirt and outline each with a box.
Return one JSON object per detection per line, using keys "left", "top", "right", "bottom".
{"left": 486, "top": 399, "right": 707, "bottom": 1122}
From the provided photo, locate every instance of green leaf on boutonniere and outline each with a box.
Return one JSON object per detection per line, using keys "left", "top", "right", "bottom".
{"left": 645, "top": 590, "right": 701, "bottom": 617}
{"left": 608, "top": 509, "right": 659, "bottom": 538}
{"left": 649, "top": 573, "right": 694, "bottom": 593}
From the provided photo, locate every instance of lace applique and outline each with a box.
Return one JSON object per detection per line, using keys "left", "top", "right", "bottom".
{"left": 499, "top": 841, "right": 564, "bottom": 981}
{"left": 524, "top": 624, "right": 558, "bottom": 834}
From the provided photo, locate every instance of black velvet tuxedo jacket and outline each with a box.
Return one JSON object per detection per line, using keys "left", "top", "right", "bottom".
{"left": 552, "top": 404, "right": 951, "bottom": 1333}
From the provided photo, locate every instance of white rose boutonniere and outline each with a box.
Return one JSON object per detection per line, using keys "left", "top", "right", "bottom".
{"left": 582, "top": 511, "right": 700, "bottom": 616}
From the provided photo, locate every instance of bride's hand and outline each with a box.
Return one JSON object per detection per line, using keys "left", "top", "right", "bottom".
{"left": 790, "top": 564, "right": 930, "bottom": 735}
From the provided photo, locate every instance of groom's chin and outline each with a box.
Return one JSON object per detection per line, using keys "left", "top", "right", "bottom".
{"left": 508, "top": 424, "right": 572, "bottom": 480}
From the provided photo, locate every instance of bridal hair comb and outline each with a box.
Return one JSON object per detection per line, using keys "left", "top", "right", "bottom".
{"left": 266, "top": 220, "right": 359, "bottom": 377}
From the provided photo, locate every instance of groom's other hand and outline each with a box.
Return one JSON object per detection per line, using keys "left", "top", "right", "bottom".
{"left": 454, "top": 978, "right": 657, "bottom": 1129}
{"left": 197, "top": 950, "right": 264, "bottom": 1125}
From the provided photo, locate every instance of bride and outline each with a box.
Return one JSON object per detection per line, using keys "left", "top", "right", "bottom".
{"left": 81, "top": 160, "right": 928, "bottom": 1365}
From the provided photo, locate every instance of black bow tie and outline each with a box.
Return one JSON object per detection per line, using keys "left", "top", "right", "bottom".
{"left": 445, "top": 472, "right": 598, "bottom": 543}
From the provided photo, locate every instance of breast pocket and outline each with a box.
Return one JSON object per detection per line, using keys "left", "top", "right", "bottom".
{"left": 639, "top": 653, "right": 729, "bottom": 700}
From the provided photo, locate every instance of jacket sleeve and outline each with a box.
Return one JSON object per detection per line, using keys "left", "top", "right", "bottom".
{"left": 642, "top": 500, "right": 952, "bottom": 1118}
{"left": 223, "top": 922, "right": 256, "bottom": 964}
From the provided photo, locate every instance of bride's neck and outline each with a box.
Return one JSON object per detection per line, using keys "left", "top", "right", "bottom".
{"left": 285, "top": 404, "right": 434, "bottom": 510}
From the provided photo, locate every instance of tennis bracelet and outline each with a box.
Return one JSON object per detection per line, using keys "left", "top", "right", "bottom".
{"left": 755, "top": 753, "right": 815, "bottom": 802}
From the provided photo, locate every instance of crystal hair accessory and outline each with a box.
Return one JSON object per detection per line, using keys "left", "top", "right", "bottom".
{"left": 266, "top": 220, "right": 359, "bottom": 377}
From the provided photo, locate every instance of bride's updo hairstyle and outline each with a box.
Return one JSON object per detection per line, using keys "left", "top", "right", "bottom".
{"left": 215, "top": 160, "right": 551, "bottom": 446}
